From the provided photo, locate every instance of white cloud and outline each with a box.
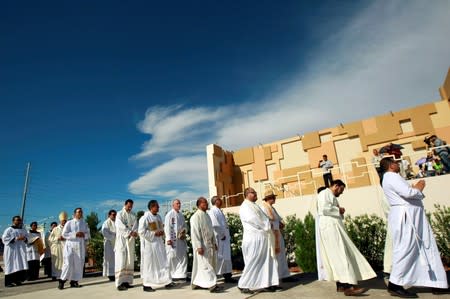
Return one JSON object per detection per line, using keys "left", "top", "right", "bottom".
{"left": 132, "top": 105, "right": 227, "bottom": 159}
{"left": 129, "top": 1, "right": 450, "bottom": 200}
{"left": 128, "top": 155, "right": 208, "bottom": 197}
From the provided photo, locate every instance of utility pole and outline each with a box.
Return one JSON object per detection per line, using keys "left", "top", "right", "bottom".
{"left": 20, "top": 162, "right": 31, "bottom": 222}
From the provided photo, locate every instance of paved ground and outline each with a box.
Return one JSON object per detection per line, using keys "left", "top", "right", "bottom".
{"left": 1, "top": 270, "right": 448, "bottom": 299}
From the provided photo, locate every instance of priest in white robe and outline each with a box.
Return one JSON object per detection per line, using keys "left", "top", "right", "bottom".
{"left": 190, "top": 197, "right": 222, "bottom": 293}
{"left": 26, "top": 221, "right": 42, "bottom": 281}
{"left": 49, "top": 211, "right": 67, "bottom": 281}
{"left": 316, "top": 180, "right": 375, "bottom": 296}
{"left": 138, "top": 200, "right": 175, "bottom": 292}
{"left": 207, "top": 196, "right": 236, "bottom": 283}
{"left": 2, "top": 216, "right": 28, "bottom": 287}
{"left": 261, "top": 190, "right": 292, "bottom": 282}
{"left": 101, "top": 209, "right": 116, "bottom": 281}
{"left": 164, "top": 199, "right": 188, "bottom": 281}
{"left": 238, "top": 187, "right": 280, "bottom": 294}
{"left": 380, "top": 157, "right": 449, "bottom": 297}
{"left": 59, "top": 207, "right": 90, "bottom": 289}
{"left": 115, "top": 199, "right": 138, "bottom": 291}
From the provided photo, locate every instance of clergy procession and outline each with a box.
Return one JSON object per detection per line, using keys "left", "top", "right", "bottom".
{"left": 2, "top": 182, "right": 450, "bottom": 297}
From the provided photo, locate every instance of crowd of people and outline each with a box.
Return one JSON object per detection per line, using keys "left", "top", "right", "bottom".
{"left": 2, "top": 134, "right": 450, "bottom": 296}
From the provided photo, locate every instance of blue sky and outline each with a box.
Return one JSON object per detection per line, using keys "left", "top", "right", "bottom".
{"left": 1, "top": 1, "right": 449, "bottom": 231}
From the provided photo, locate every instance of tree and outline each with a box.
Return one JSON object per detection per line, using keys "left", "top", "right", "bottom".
{"left": 85, "top": 211, "right": 100, "bottom": 235}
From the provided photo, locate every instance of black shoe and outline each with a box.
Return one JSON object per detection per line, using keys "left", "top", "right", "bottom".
{"left": 117, "top": 284, "right": 128, "bottom": 291}
{"left": 165, "top": 282, "right": 176, "bottom": 289}
{"left": 108, "top": 276, "right": 115, "bottom": 282}
{"left": 192, "top": 284, "right": 202, "bottom": 290}
{"left": 143, "top": 286, "right": 155, "bottom": 292}
{"left": 58, "top": 280, "right": 65, "bottom": 290}
{"left": 70, "top": 281, "right": 82, "bottom": 288}
{"left": 388, "top": 288, "right": 418, "bottom": 298}
{"left": 432, "top": 288, "right": 450, "bottom": 295}
{"left": 282, "top": 276, "right": 298, "bottom": 283}
{"left": 15, "top": 281, "right": 23, "bottom": 286}
{"left": 270, "top": 285, "right": 283, "bottom": 292}
{"left": 185, "top": 277, "right": 191, "bottom": 282}
{"left": 123, "top": 282, "right": 133, "bottom": 288}
{"left": 239, "top": 287, "right": 255, "bottom": 294}
{"left": 224, "top": 277, "right": 238, "bottom": 283}
{"left": 209, "top": 285, "right": 223, "bottom": 293}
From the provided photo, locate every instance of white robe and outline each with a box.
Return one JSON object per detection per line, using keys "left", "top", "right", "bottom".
{"left": 2, "top": 226, "right": 28, "bottom": 275}
{"left": 26, "top": 231, "right": 41, "bottom": 262}
{"left": 114, "top": 208, "right": 137, "bottom": 287}
{"left": 49, "top": 225, "right": 65, "bottom": 279}
{"left": 164, "top": 209, "right": 188, "bottom": 279}
{"left": 380, "top": 193, "right": 393, "bottom": 274}
{"left": 101, "top": 218, "right": 116, "bottom": 277}
{"left": 138, "top": 211, "right": 172, "bottom": 288}
{"left": 261, "top": 202, "right": 291, "bottom": 279}
{"left": 207, "top": 206, "right": 232, "bottom": 275}
{"left": 316, "top": 188, "right": 376, "bottom": 285}
{"left": 238, "top": 199, "right": 279, "bottom": 290}
{"left": 61, "top": 218, "right": 90, "bottom": 282}
{"left": 190, "top": 209, "right": 217, "bottom": 288}
{"left": 383, "top": 172, "right": 448, "bottom": 288}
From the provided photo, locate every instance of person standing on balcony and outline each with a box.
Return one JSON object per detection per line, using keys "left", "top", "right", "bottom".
{"left": 380, "top": 157, "right": 449, "bottom": 297}
{"left": 101, "top": 209, "right": 116, "bottom": 282}
{"left": 318, "top": 155, "right": 333, "bottom": 187}
{"left": 316, "top": 180, "right": 375, "bottom": 296}
{"left": 207, "top": 195, "right": 236, "bottom": 283}
{"left": 428, "top": 135, "right": 450, "bottom": 172}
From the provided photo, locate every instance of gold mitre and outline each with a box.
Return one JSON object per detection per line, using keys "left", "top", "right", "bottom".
{"left": 59, "top": 211, "right": 68, "bottom": 221}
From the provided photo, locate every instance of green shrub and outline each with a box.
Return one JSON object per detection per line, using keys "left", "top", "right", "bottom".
{"left": 226, "top": 212, "right": 244, "bottom": 270}
{"left": 283, "top": 215, "right": 302, "bottom": 265}
{"left": 294, "top": 212, "right": 317, "bottom": 272}
{"left": 429, "top": 204, "right": 450, "bottom": 265}
{"left": 344, "top": 214, "right": 386, "bottom": 271}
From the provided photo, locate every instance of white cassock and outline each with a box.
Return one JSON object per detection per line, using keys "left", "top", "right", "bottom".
{"left": 2, "top": 226, "right": 28, "bottom": 275}
{"left": 383, "top": 172, "right": 448, "bottom": 288}
{"left": 114, "top": 208, "right": 137, "bottom": 287}
{"left": 380, "top": 191, "right": 392, "bottom": 274}
{"left": 26, "top": 231, "right": 42, "bottom": 262}
{"left": 164, "top": 209, "right": 188, "bottom": 279}
{"left": 207, "top": 206, "right": 232, "bottom": 275}
{"left": 261, "top": 202, "right": 291, "bottom": 279}
{"left": 316, "top": 188, "right": 376, "bottom": 285}
{"left": 238, "top": 199, "right": 279, "bottom": 290}
{"left": 101, "top": 218, "right": 116, "bottom": 277}
{"left": 190, "top": 209, "right": 217, "bottom": 288}
{"left": 61, "top": 218, "right": 90, "bottom": 282}
{"left": 138, "top": 211, "right": 172, "bottom": 288}
{"left": 49, "top": 225, "right": 65, "bottom": 279}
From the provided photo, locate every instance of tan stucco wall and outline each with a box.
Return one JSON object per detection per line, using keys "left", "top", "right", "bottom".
{"left": 208, "top": 68, "right": 450, "bottom": 206}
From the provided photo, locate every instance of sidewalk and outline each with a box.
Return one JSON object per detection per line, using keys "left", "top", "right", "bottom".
{"left": 1, "top": 272, "right": 447, "bottom": 299}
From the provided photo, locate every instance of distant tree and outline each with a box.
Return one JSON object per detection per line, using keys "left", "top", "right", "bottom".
{"left": 136, "top": 210, "right": 145, "bottom": 221}
{"left": 85, "top": 212, "right": 100, "bottom": 235}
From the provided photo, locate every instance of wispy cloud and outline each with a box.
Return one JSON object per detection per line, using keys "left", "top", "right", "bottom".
{"left": 129, "top": 1, "right": 450, "bottom": 201}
